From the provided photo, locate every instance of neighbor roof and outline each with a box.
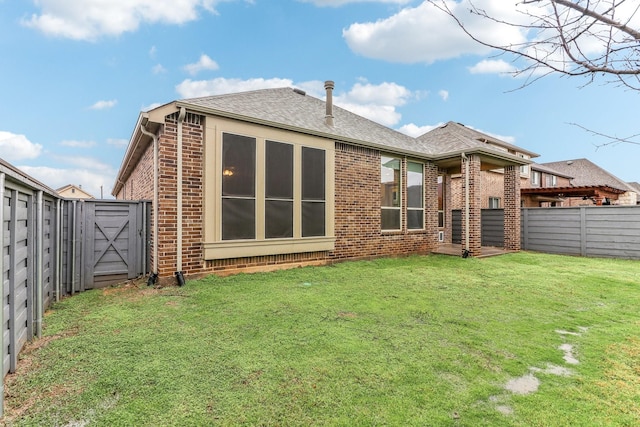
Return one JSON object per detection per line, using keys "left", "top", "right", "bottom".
{"left": 541, "top": 158, "right": 635, "bottom": 193}
{"left": 530, "top": 163, "right": 573, "bottom": 179}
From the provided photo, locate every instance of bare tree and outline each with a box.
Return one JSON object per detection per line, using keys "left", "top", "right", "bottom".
{"left": 429, "top": 0, "right": 640, "bottom": 146}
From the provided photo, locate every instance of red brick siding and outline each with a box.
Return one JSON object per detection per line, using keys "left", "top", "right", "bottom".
{"left": 120, "top": 115, "right": 441, "bottom": 281}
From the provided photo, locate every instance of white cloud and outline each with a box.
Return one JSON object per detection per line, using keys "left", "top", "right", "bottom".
{"left": 22, "top": 0, "right": 226, "bottom": 41}
{"left": 333, "top": 80, "right": 413, "bottom": 127}
{"left": 149, "top": 45, "right": 157, "bottom": 58}
{"left": 438, "top": 90, "right": 449, "bottom": 101}
{"left": 19, "top": 165, "right": 115, "bottom": 199}
{"left": 0, "top": 131, "right": 43, "bottom": 161}
{"left": 343, "top": 0, "right": 527, "bottom": 64}
{"left": 300, "top": 0, "right": 411, "bottom": 6}
{"left": 397, "top": 123, "right": 443, "bottom": 137}
{"left": 61, "top": 140, "right": 96, "bottom": 148}
{"left": 90, "top": 99, "right": 117, "bottom": 110}
{"left": 183, "top": 54, "right": 219, "bottom": 75}
{"left": 469, "top": 59, "right": 517, "bottom": 74}
{"left": 152, "top": 64, "right": 167, "bottom": 74}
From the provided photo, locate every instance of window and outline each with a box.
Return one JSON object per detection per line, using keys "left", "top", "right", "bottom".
{"left": 489, "top": 197, "right": 501, "bottom": 209}
{"left": 381, "top": 156, "right": 401, "bottom": 230}
{"left": 531, "top": 171, "right": 540, "bottom": 186}
{"left": 518, "top": 153, "right": 529, "bottom": 176}
{"left": 222, "top": 133, "right": 256, "bottom": 240}
{"left": 205, "top": 128, "right": 334, "bottom": 260}
{"left": 265, "top": 141, "right": 293, "bottom": 239}
{"left": 302, "top": 147, "right": 326, "bottom": 237}
{"left": 407, "top": 162, "right": 424, "bottom": 230}
{"left": 546, "top": 174, "right": 557, "bottom": 187}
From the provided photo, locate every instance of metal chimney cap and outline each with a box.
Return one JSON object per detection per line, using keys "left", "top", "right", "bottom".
{"left": 324, "top": 80, "right": 335, "bottom": 90}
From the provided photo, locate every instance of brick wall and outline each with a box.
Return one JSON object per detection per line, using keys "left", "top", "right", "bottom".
{"left": 331, "top": 143, "right": 438, "bottom": 261}
{"left": 452, "top": 170, "right": 529, "bottom": 209}
{"left": 119, "top": 114, "right": 442, "bottom": 282}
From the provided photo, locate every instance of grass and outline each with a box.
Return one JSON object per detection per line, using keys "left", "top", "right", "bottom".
{"left": 3, "top": 252, "right": 640, "bottom": 426}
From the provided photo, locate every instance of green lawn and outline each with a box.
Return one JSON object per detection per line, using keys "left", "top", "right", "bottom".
{"left": 4, "top": 253, "right": 640, "bottom": 426}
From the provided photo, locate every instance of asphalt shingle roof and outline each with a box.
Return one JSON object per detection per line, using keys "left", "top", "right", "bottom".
{"left": 179, "top": 88, "right": 536, "bottom": 159}
{"left": 180, "top": 87, "right": 427, "bottom": 156}
{"left": 541, "top": 158, "right": 635, "bottom": 192}
{"left": 416, "top": 121, "right": 539, "bottom": 157}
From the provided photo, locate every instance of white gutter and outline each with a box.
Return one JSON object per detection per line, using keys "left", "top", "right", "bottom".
{"left": 139, "top": 123, "right": 159, "bottom": 278}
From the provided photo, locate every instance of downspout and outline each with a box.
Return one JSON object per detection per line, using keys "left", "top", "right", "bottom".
{"left": 0, "top": 173, "right": 5, "bottom": 417}
{"left": 461, "top": 153, "right": 470, "bottom": 258}
{"left": 140, "top": 123, "right": 159, "bottom": 286}
{"left": 35, "top": 191, "right": 43, "bottom": 338}
{"left": 175, "top": 107, "right": 186, "bottom": 287}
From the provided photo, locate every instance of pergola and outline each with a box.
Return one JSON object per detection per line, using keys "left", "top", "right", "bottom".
{"left": 521, "top": 185, "right": 626, "bottom": 206}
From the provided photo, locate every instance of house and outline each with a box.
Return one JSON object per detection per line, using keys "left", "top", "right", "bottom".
{"left": 520, "top": 163, "right": 573, "bottom": 207}
{"left": 56, "top": 184, "right": 95, "bottom": 200}
{"left": 522, "top": 159, "right": 638, "bottom": 206}
{"left": 112, "top": 82, "right": 531, "bottom": 284}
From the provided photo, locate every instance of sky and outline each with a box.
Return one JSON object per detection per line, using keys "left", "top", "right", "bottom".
{"left": 1, "top": 0, "right": 638, "bottom": 198}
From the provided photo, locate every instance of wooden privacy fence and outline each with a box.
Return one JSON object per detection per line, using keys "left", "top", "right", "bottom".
{"left": 521, "top": 206, "right": 640, "bottom": 260}
{"left": 0, "top": 160, "right": 150, "bottom": 416}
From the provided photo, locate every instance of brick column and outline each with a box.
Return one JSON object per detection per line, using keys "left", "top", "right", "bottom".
{"left": 461, "top": 154, "right": 482, "bottom": 256}
{"left": 442, "top": 170, "right": 453, "bottom": 244}
{"left": 504, "top": 165, "right": 521, "bottom": 251}
{"left": 424, "top": 161, "right": 439, "bottom": 250}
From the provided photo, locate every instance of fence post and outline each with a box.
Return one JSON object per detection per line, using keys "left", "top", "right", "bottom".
{"left": 35, "top": 191, "right": 43, "bottom": 338}
{"left": 521, "top": 208, "right": 528, "bottom": 250}
{"left": 580, "top": 207, "right": 587, "bottom": 257}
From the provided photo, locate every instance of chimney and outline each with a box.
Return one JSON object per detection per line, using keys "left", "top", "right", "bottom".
{"left": 324, "top": 80, "right": 334, "bottom": 126}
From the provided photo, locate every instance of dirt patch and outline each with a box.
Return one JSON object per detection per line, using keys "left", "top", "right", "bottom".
{"left": 559, "top": 344, "right": 579, "bottom": 365}
{"left": 505, "top": 373, "right": 540, "bottom": 395}
{"left": 337, "top": 311, "right": 357, "bottom": 319}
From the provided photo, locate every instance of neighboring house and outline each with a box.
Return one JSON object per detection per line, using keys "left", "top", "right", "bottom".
{"left": 521, "top": 163, "right": 573, "bottom": 207}
{"left": 56, "top": 184, "right": 95, "bottom": 200}
{"left": 523, "top": 159, "right": 637, "bottom": 206}
{"left": 113, "top": 82, "right": 531, "bottom": 283}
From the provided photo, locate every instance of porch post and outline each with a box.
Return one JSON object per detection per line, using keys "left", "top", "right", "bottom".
{"left": 424, "top": 161, "right": 439, "bottom": 251}
{"left": 504, "top": 165, "right": 521, "bottom": 251}
{"left": 461, "top": 154, "right": 482, "bottom": 256}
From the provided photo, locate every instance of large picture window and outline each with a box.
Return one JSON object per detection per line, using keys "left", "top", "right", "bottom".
{"left": 222, "top": 133, "right": 256, "bottom": 240}
{"left": 265, "top": 141, "right": 293, "bottom": 238}
{"left": 381, "top": 156, "right": 401, "bottom": 230}
{"left": 302, "top": 147, "right": 326, "bottom": 237}
{"left": 407, "top": 162, "right": 424, "bottom": 230}
{"left": 205, "top": 124, "right": 335, "bottom": 260}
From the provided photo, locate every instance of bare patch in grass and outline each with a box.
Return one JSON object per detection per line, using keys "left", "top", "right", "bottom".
{"left": 505, "top": 373, "right": 540, "bottom": 395}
